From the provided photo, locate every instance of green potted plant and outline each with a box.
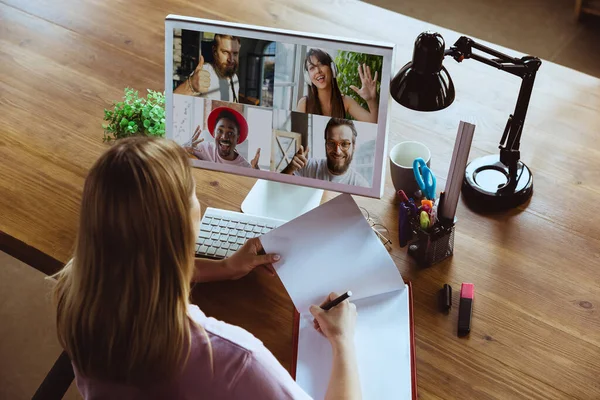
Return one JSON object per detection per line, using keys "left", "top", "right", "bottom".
{"left": 102, "top": 88, "right": 166, "bottom": 142}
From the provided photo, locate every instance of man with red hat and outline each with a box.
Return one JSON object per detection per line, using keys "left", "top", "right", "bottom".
{"left": 184, "top": 107, "right": 260, "bottom": 169}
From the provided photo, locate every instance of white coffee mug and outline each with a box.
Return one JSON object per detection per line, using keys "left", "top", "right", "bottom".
{"left": 389, "top": 141, "right": 431, "bottom": 197}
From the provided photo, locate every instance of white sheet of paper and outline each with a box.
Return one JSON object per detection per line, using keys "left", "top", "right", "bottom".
{"left": 260, "top": 194, "right": 405, "bottom": 314}
{"left": 296, "top": 288, "right": 413, "bottom": 400}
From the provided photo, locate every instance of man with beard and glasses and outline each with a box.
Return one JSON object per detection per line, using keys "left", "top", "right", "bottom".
{"left": 174, "top": 35, "right": 240, "bottom": 102}
{"left": 281, "top": 118, "right": 369, "bottom": 187}
{"left": 183, "top": 107, "right": 261, "bottom": 169}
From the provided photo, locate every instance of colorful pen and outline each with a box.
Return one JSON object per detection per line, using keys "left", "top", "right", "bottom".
{"left": 399, "top": 203, "right": 410, "bottom": 247}
{"left": 407, "top": 198, "right": 418, "bottom": 215}
{"left": 397, "top": 190, "right": 409, "bottom": 203}
{"left": 419, "top": 210, "right": 430, "bottom": 230}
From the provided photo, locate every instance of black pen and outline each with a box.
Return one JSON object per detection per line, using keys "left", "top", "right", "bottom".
{"left": 321, "top": 291, "right": 352, "bottom": 310}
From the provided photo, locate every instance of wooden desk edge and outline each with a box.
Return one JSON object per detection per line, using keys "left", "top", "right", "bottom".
{"left": 0, "top": 230, "right": 64, "bottom": 276}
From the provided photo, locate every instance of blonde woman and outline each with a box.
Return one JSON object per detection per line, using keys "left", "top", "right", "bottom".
{"left": 53, "top": 137, "right": 361, "bottom": 399}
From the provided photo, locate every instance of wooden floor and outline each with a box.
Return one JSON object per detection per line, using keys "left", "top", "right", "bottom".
{"left": 0, "top": 251, "right": 80, "bottom": 399}
{"left": 367, "top": 0, "right": 600, "bottom": 78}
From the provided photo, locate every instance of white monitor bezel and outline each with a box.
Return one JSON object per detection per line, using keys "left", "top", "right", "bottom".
{"left": 165, "top": 14, "right": 396, "bottom": 199}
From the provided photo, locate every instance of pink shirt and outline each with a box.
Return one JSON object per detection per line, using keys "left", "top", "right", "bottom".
{"left": 192, "top": 141, "right": 252, "bottom": 168}
{"left": 74, "top": 305, "right": 312, "bottom": 400}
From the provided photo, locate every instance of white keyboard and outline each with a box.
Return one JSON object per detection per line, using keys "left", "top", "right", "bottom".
{"left": 195, "top": 208, "right": 286, "bottom": 259}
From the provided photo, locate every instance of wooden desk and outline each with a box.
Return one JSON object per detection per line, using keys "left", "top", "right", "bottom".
{"left": 2, "top": 0, "right": 600, "bottom": 398}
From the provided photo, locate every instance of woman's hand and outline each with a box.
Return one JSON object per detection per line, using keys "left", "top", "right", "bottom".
{"left": 309, "top": 292, "right": 357, "bottom": 347}
{"left": 349, "top": 63, "right": 378, "bottom": 103}
{"left": 312, "top": 293, "right": 361, "bottom": 400}
{"left": 192, "top": 238, "right": 279, "bottom": 282}
{"left": 222, "top": 237, "right": 280, "bottom": 280}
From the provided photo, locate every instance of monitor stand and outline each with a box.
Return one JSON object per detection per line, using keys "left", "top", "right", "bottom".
{"left": 241, "top": 179, "right": 324, "bottom": 221}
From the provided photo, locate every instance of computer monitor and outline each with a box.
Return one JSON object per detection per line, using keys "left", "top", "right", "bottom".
{"left": 165, "top": 15, "right": 395, "bottom": 220}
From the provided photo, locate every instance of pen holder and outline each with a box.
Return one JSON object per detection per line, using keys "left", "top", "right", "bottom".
{"left": 407, "top": 221, "right": 455, "bottom": 267}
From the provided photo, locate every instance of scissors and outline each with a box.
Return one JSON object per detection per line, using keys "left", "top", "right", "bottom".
{"left": 413, "top": 157, "right": 436, "bottom": 200}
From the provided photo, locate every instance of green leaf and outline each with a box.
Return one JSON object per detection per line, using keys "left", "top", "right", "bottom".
{"left": 334, "top": 51, "right": 383, "bottom": 117}
{"left": 102, "top": 88, "right": 166, "bottom": 141}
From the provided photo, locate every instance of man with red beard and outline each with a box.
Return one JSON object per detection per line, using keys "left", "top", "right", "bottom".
{"left": 184, "top": 107, "right": 260, "bottom": 169}
{"left": 282, "top": 118, "right": 369, "bottom": 187}
{"left": 175, "top": 34, "right": 240, "bottom": 102}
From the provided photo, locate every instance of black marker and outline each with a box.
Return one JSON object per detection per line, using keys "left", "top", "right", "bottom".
{"left": 438, "top": 283, "right": 452, "bottom": 313}
{"left": 322, "top": 291, "right": 352, "bottom": 310}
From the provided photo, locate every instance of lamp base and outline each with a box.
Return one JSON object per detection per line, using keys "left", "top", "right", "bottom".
{"left": 462, "top": 154, "right": 533, "bottom": 212}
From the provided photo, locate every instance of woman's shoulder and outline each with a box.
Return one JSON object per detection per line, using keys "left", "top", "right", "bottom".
{"left": 188, "top": 305, "right": 264, "bottom": 354}
{"left": 297, "top": 96, "right": 307, "bottom": 110}
{"left": 187, "top": 305, "right": 290, "bottom": 391}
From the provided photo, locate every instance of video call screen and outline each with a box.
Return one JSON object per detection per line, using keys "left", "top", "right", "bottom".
{"left": 170, "top": 28, "right": 385, "bottom": 190}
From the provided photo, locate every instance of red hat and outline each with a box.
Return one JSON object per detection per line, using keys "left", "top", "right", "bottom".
{"left": 207, "top": 107, "right": 248, "bottom": 144}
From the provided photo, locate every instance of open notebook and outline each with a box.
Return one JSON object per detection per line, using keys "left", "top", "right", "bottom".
{"left": 261, "top": 194, "right": 417, "bottom": 400}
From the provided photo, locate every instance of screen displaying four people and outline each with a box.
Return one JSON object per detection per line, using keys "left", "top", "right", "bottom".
{"left": 171, "top": 29, "right": 384, "bottom": 189}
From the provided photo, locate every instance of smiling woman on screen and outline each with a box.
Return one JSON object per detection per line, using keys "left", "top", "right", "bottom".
{"left": 297, "top": 48, "right": 379, "bottom": 123}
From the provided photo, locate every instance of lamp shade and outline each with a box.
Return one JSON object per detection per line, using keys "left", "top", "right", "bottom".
{"left": 391, "top": 32, "right": 455, "bottom": 111}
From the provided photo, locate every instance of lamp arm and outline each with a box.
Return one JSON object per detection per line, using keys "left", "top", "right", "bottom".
{"left": 445, "top": 36, "right": 541, "bottom": 188}
{"left": 445, "top": 36, "right": 535, "bottom": 77}
{"left": 498, "top": 69, "right": 538, "bottom": 172}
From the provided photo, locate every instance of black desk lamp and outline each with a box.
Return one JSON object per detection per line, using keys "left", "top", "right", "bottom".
{"left": 391, "top": 32, "right": 541, "bottom": 211}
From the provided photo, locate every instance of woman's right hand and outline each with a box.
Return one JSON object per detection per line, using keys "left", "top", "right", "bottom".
{"left": 349, "top": 63, "right": 378, "bottom": 103}
{"left": 309, "top": 292, "right": 357, "bottom": 346}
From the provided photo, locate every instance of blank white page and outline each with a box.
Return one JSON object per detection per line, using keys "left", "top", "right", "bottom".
{"left": 260, "top": 194, "right": 405, "bottom": 314}
{"left": 296, "top": 287, "right": 413, "bottom": 400}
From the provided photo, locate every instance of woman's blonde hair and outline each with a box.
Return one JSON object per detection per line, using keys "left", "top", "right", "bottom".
{"left": 53, "top": 136, "right": 198, "bottom": 384}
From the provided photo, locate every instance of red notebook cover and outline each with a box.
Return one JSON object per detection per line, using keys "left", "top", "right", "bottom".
{"left": 290, "top": 281, "right": 417, "bottom": 399}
